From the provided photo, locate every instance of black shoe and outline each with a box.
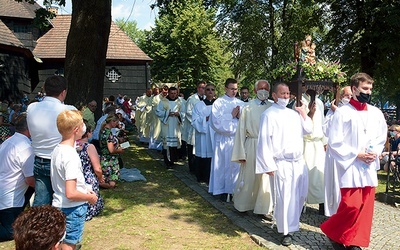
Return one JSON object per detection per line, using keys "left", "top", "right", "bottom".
{"left": 329, "top": 238, "right": 346, "bottom": 250}
{"left": 346, "top": 246, "right": 362, "bottom": 250}
{"left": 281, "top": 234, "right": 292, "bottom": 246}
{"left": 319, "top": 203, "right": 325, "bottom": 215}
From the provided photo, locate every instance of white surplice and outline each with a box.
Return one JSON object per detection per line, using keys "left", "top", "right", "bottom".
{"left": 256, "top": 103, "right": 312, "bottom": 235}
{"left": 209, "top": 95, "right": 244, "bottom": 195}
{"left": 182, "top": 94, "right": 202, "bottom": 147}
{"left": 231, "top": 99, "right": 273, "bottom": 215}
{"left": 323, "top": 107, "right": 341, "bottom": 216}
{"left": 328, "top": 103, "right": 387, "bottom": 189}
{"left": 301, "top": 94, "right": 327, "bottom": 204}
{"left": 192, "top": 101, "right": 214, "bottom": 158}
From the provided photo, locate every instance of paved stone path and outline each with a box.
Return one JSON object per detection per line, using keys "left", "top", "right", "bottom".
{"left": 145, "top": 147, "right": 400, "bottom": 249}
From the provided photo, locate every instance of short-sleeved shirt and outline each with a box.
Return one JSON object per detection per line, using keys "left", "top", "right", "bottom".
{"left": 51, "top": 144, "right": 87, "bottom": 208}
{"left": 0, "top": 133, "right": 34, "bottom": 209}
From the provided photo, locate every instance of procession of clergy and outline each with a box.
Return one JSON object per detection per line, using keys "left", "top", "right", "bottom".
{"left": 134, "top": 72, "right": 386, "bottom": 249}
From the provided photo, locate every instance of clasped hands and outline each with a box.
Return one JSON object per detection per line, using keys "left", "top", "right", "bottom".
{"left": 169, "top": 111, "right": 180, "bottom": 117}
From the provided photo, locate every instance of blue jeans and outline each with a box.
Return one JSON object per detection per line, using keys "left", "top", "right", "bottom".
{"left": 0, "top": 207, "right": 24, "bottom": 241}
{"left": 61, "top": 204, "right": 88, "bottom": 245}
{"left": 32, "top": 156, "right": 53, "bottom": 207}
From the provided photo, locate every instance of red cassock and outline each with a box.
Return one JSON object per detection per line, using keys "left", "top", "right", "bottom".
{"left": 320, "top": 186, "right": 375, "bottom": 247}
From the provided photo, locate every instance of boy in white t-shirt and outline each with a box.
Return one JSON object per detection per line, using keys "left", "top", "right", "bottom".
{"left": 50, "top": 110, "right": 98, "bottom": 250}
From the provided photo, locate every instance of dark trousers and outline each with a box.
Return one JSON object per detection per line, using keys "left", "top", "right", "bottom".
{"left": 187, "top": 144, "right": 195, "bottom": 173}
{"left": 163, "top": 147, "right": 178, "bottom": 167}
{"left": 0, "top": 207, "right": 24, "bottom": 241}
{"left": 179, "top": 140, "right": 187, "bottom": 159}
{"left": 195, "top": 156, "right": 211, "bottom": 183}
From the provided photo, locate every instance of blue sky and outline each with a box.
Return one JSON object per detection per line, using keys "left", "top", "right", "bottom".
{"left": 52, "top": 0, "right": 158, "bottom": 30}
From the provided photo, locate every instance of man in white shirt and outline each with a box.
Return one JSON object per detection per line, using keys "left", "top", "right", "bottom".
{"left": 27, "top": 75, "right": 76, "bottom": 206}
{"left": 256, "top": 82, "right": 312, "bottom": 246}
{"left": 0, "top": 113, "right": 35, "bottom": 241}
{"left": 320, "top": 73, "right": 387, "bottom": 250}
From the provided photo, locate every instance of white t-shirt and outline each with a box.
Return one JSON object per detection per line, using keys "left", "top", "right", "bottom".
{"left": 0, "top": 133, "right": 34, "bottom": 209}
{"left": 50, "top": 144, "right": 87, "bottom": 208}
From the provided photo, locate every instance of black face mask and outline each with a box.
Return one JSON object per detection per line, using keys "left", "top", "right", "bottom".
{"left": 356, "top": 91, "right": 371, "bottom": 103}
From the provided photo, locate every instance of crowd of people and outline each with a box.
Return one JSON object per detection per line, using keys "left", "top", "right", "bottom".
{"left": 0, "top": 72, "right": 394, "bottom": 250}
{"left": 134, "top": 73, "right": 389, "bottom": 249}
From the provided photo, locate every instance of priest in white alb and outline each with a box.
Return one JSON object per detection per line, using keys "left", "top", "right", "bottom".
{"left": 155, "top": 87, "right": 185, "bottom": 168}
{"left": 232, "top": 80, "right": 273, "bottom": 215}
{"left": 256, "top": 83, "right": 312, "bottom": 247}
{"left": 209, "top": 78, "right": 244, "bottom": 201}
{"left": 322, "top": 86, "right": 352, "bottom": 217}
{"left": 191, "top": 83, "right": 216, "bottom": 183}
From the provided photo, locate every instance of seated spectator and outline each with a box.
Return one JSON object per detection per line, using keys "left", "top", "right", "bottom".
{"left": 0, "top": 102, "right": 12, "bottom": 144}
{"left": 13, "top": 205, "right": 66, "bottom": 250}
{"left": 99, "top": 114, "right": 124, "bottom": 189}
{"left": 76, "top": 122, "right": 105, "bottom": 220}
{"left": 0, "top": 113, "right": 35, "bottom": 241}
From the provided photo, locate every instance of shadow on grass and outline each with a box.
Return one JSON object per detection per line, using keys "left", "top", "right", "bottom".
{"left": 96, "top": 136, "right": 245, "bottom": 239}
{"left": 376, "top": 170, "right": 400, "bottom": 206}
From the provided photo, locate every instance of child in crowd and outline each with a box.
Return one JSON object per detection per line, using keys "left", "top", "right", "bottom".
{"left": 50, "top": 110, "right": 98, "bottom": 250}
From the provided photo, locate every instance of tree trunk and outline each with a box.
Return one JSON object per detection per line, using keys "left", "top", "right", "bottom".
{"left": 64, "top": 0, "right": 112, "bottom": 120}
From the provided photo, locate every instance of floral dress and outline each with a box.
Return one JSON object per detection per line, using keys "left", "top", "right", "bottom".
{"left": 77, "top": 142, "right": 104, "bottom": 221}
{"left": 100, "top": 127, "right": 120, "bottom": 182}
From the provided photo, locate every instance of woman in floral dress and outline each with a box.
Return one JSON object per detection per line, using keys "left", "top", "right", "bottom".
{"left": 99, "top": 114, "right": 124, "bottom": 189}
{"left": 76, "top": 123, "right": 105, "bottom": 220}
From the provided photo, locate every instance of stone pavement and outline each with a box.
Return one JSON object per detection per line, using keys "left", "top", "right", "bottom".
{"left": 144, "top": 147, "right": 400, "bottom": 249}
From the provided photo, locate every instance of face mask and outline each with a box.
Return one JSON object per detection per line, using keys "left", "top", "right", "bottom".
{"left": 277, "top": 98, "right": 289, "bottom": 107}
{"left": 356, "top": 89, "right": 371, "bottom": 103}
{"left": 390, "top": 131, "right": 396, "bottom": 137}
{"left": 257, "top": 89, "right": 269, "bottom": 101}
{"left": 82, "top": 123, "right": 87, "bottom": 135}
{"left": 341, "top": 98, "right": 350, "bottom": 105}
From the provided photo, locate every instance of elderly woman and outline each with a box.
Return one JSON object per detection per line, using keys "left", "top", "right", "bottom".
{"left": 99, "top": 114, "right": 124, "bottom": 189}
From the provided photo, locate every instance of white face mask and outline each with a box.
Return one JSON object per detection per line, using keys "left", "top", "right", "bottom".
{"left": 341, "top": 98, "right": 350, "bottom": 105}
{"left": 257, "top": 89, "right": 269, "bottom": 101}
{"left": 277, "top": 98, "right": 289, "bottom": 107}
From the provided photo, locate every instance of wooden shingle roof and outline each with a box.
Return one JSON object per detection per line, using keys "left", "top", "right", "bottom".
{"left": 0, "top": 19, "right": 24, "bottom": 47}
{"left": 0, "top": 0, "right": 41, "bottom": 19}
{"left": 33, "top": 15, "right": 152, "bottom": 62}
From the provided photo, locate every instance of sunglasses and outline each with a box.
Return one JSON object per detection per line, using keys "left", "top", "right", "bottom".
{"left": 206, "top": 88, "right": 215, "bottom": 91}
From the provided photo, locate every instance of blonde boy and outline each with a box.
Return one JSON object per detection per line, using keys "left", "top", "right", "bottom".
{"left": 50, "top": 110, "right": 98, "bottom": 250}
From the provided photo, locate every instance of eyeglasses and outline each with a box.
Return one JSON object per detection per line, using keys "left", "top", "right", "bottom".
{"left": 206, "top": 88, "right": 215, "bottom": 91}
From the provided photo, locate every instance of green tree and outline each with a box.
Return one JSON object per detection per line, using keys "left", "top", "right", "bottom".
{"left": 64, "top": 0, "right": 111, "bottom": 119}
{"left": 216, "top": 0, "right": 328, "bottom": 86}
{"left": 143, "top": 0, "right": 232, "bottom": 94}
{"left": 115, "top": 19, "right": 146, "bottom": 49}
{"left": 321, "top": 0, "right": 400, "bottom": 116}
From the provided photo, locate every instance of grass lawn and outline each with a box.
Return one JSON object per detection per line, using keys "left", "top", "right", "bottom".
{"left": 0, "top": 137, "right": 264, "bottom": 250}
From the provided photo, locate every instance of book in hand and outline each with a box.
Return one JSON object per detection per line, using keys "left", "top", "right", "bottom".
{"left": 120, "top": 141, "right": 130, "bottom": 149}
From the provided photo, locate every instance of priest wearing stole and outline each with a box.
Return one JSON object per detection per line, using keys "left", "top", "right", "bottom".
{"left": 156, "top": 87, "right": 185, "bottom": 168}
